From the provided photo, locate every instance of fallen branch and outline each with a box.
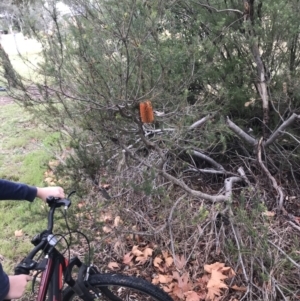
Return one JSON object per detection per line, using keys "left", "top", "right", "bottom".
{"left": 191, "top": 150, "right": 225, "bottom": 170}
{"left": 224, "top": 176, "right": 243, "bottom": 200}
{"left": 257, "top": 138, "right": 284, "bottom": 209}
{"left": 264, "top": 113, "right": 300, "bottom": 147}
{"left": 268, "top": 240, "right": 300, "bottom": 269}
{"left": 188, "top": 114, "right": 213, "bottom": 130}
{"left": 226, "top": 116, "right": 257, "bottom": 146}
{"left": 194, "top": 2, "right": 243, "bottom": 15}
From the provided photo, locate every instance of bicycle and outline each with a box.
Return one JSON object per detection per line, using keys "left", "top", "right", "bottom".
{"left": 11, "top": 193, "right": 174, "bottom": 301}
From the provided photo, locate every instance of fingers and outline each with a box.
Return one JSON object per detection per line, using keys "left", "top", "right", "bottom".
{"left": 26, "top": 275, "right": 33, "bottom": 281}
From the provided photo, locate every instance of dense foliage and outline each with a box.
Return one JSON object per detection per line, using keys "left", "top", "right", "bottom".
{"left": 2, "top": 0, "right": 300, "bottom": 299}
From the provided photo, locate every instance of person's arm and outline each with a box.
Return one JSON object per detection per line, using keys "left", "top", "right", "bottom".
{"left": 0, "top": 179, "right": 64, "bottom": 202}
{"left": 0, "top": 264, "right": 10, "bottom": 301}
{"left": 0, "top": 179, "right": 37, "bottom": 202}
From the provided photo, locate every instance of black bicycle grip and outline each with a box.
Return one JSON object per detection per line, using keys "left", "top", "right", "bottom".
{"left": 14, "top": 265, "right": 30, "bottom": 275}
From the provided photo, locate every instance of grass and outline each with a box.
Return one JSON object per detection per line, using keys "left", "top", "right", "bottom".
{"left": 0, "top": 102, "right": 60, "bottom": 273}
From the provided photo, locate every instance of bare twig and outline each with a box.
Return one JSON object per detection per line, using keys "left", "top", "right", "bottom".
{"left": 257, "top": 138, "right": 284, "bottom": 209}
{"left": 264, "top": 113, "right": 300, "bottom": 147}
{"left": 194, "top": 1, "right": 243, "bottom": 15}
{"left": 230, "top": 221, "right": 250, "bottom": 295}
{"left": 288, "top": 221, "right": 300, "bottom": 232}
{"left": 191, "top": 150, "right": 225, "bottom": 170}
{"left": 188, "top": 114, "right": 213, "bottom": 130}
{"left": 167, "top": 194, "right": 187, "bottom": 268}
{"left": 226, "top": 116, "right": 257, "bottom": 146}
{"left": 224, "top": 177, "right": 243, "bottom": 200}
{"left": 268, "top": 240, "right": 300, "bottom": 269}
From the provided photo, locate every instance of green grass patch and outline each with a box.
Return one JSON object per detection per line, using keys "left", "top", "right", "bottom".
{"left": 0, "top": 102, "right": 60, "bottom": 273}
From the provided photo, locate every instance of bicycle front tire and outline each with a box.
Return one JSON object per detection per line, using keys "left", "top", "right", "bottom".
{"left": 62, "top": 273, "right": 174, "bottom": 301}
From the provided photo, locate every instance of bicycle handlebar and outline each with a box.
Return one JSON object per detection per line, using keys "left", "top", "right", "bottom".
{"left": 46, "top": 196, "right": 71, "bottom": 232}
{"left": 13, "top": 196, "right": 72, "bottom": 275}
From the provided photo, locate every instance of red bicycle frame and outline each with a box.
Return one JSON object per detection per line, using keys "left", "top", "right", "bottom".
{"left": 36, "top": 250, "right": 68, "bottom": 301}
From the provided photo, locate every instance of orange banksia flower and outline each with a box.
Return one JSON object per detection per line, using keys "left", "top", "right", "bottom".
{"left": 139, "top": 100, "right": 154, "bottom": 123}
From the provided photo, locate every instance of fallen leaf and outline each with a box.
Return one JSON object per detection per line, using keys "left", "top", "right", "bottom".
{"left": 184, "top": 291, "right": 203, "bottom": 301}
{"left": 99, "top": 212, "right": 113, "bottom": 222}
{"left": 165, "top": 256, "right": 173, "bottom": 267}
{"left": 101, "top": 183, "right": 111, "bottom": 190}
{"left": 244, "top": 98, "right": 255, "bottom": 107}
{"left": 206, "top": 270, "right": 228, "bottom": 300}
{"left": 132, "top": 245, "right": 144, "bottom": 256}
{"left": 77, "top": 202, "right": 85, "bottom": 209}
{"left": 174, "top": 254, "right": 186, "bottom": 269}
{"left": 143, "top": 247, "right": 153, "bottom": 257}
{"left": 262, "top": 211, "right": 275, "bottom": 217}
{"left": 114, "top": 216, "right": 122, "bottom": 227}
{"left": 157, "top": 274, "right": 173, "bottom": 284}
{"left": 221, "top": 266, "right": 236, "bottom": 278}
{"left": 204, "top": 262, "right": 225, "bottom": 273}
{"left": 231, "top": 284, "right": 247, "bottom": 292}
{"left": 15, "top": 229, "right": 23, "bottom": 237}
{"left": 102, "top": 226, "right": 112, "bottom": 233}
{"left": 107, "top": 262, "right": 120, "bottom": 270}
{"left": 123, "top": 252, "right": 134, "bottom": 265}
{"left": 172, "top": 272, "right": 192, "bottom": 298}
{"left": 135, "top": 256, "right": 148, "bottom": 265}
{"left": 153, "top": 256, "right": 163, "bottom": 268}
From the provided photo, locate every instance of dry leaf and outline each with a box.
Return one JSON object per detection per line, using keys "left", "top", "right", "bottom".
{"left": 184, "top": 291, "right": 203, "bottom": 301}
{"left": 172, "top": 272, "right": 192, "bottom": 299}
{"left": 143, "top": 247, "right": 153, "bottom": 257}
{"left": 102, "top": 226, "right": 112, "bottom": 233}
{"left": 206, "top": 270, "right": 228, "bottom": 300}
{"left": 123, "top": 252, "right": 134, "bottom": 265}
{"left": 99, "top": 212, "right": 113, "bottom": 222}
{"left": 174, "top": 254, "right": 186, "bottom": 269}
{"left": 153, "top": 256, "right": 163, "bottom": 268}
{"left": 244, "top": 98, "right": 255, "bottom": 107}
{"left": 262, "top": 211, "right": 275, "bottom": 217}
{"left": 132, "top": 245, "right": 144, "bottom": 256}
{"left": 107, "top": 262, "right": 120, "bottom": 270}
{"left": 231, "top": 284, "right": 247, "bottom": 292}
{"left": 135, "top": 256, "right": 148, "bottom": 265}
{"left": 206, "top": 285, "right": 225, "bottom": 300}
{"left": 161, "top": 283, "right": 175, "bottom": 293}
{"left": 221, "top": 266, "right": 236, "bottom": 278}
{"left": 157, "top": 274, "right": 173, "bottom": 284}
{"left": 77, "top": 202, "right": 85, "bottom": 209}
{"left": 15, "top": 229, "right": 23, "bottom": 237}
{"left": 101, "top": 183, "right": 111, "bottom": 190}
{"left": 165, "top": 256, "right": 173, "bottom": 267}
{"left": 204, "top": 262, "right": 225, "bottom": 274}
{"left": 114, "top": 216, "right": 122, "bottom": 227}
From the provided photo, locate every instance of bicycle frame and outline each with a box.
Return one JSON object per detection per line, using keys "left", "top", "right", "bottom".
{"left": 13, "top": 197, "right": 97, "bottom": 301}
{"left": 36, "top": 248, "right": 68, "bottom": 301}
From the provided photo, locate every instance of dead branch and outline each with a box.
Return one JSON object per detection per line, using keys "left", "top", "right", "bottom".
{"left": 188, "top": 114, "right": 213, "bottom": 130}
{"left": 264, "top": 113, "right": 300, "bottom": 147}
{"left": 191, "top": 150, "right": 225, "bottom": 170}
{"left": 257, "top": 138, "right": 284, "bottom": 209}
{"left": 226, "top": 116, "right": 257, "bottom": 146}
{"left": 184, "top": 167, "right": 232, "bottom": 175}
{"left": 268, "top": 240, "right": 300, "bottom": 269}
{"left": 224, "top": 177, "right": 243, "bottom": 200}
{"left": 230, "top": 221, "right": 250, "bottom": 291}
{"left": 194, "top": 2, "right": 243, "bottom": 15}
{"left": 167, "top": 194, "right": 187, "bottom": 268}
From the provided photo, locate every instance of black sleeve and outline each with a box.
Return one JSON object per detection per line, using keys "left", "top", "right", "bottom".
{"left": 0, "top": 263, "right": 9, "bottom": 301}
{"left": 0, "top": 179, "right": 37, "bottom": 202}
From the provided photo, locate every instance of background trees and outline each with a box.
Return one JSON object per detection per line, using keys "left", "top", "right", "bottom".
{"left": 3, "top": 0, "right": 300, "bottom": 299}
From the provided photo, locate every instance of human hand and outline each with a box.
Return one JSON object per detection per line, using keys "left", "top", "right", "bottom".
{"left": 5, "top": 275, "right": 32, "bottom": 299}
{"left": 36, "top": 186, "right": 65, "bottom": 202}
